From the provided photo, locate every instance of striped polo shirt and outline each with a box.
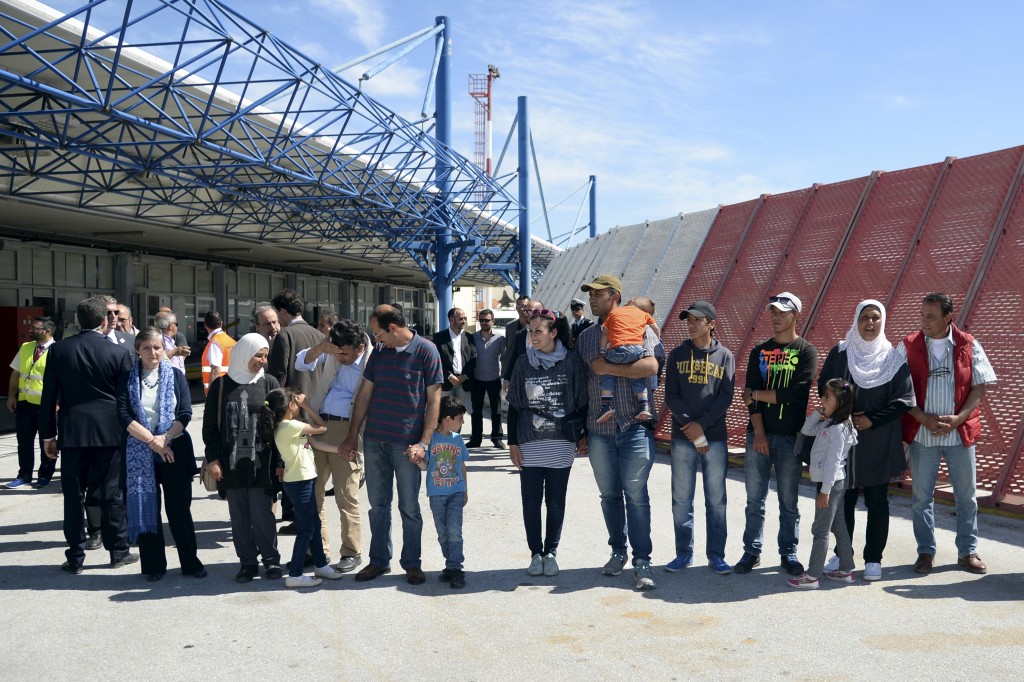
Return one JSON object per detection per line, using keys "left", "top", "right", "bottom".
{"left": 363, "top": 333, "right": 443, "bottom": 444}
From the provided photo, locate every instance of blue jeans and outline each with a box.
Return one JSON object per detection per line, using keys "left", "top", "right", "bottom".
{"left": 742, "top": 432, "right": 801, "bottom": 558}
{"left": 364, "top": 439, "right": 423, "bottom": 569}
{"left": 429, "top": 494, "right": 465, "bottom": 570}
{"left": 282, "top": 478, "right": 328, "bottom": 577}
{"left": 670, "top": 438, "right": 728, "bottom": 561}
{"left": 588, "top": 424, "right": 654, "bottom": 563}
{"left": 909, "top": 442, "right": 979, "bottom": 556}
{"left": 600, "top": 344, "right": 648, "bottom": 396}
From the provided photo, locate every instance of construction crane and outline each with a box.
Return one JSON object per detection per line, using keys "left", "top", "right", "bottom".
{"left": 468, "top": 64, "right": 500, "bottom": 182}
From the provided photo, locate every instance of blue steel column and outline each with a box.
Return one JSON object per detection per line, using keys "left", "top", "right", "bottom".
{"left": 589, "top": 174, "right": 597, "bottom": 239}
{"left": 517, "top": 96, "right": 531, "bottom": 297}
{"left": 432, "top": 15, "right": 453, "bottom": 322}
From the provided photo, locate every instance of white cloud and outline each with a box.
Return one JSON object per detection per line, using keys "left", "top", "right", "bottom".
{"left": 310, "top": 0, "right": 387, "bottom": 48}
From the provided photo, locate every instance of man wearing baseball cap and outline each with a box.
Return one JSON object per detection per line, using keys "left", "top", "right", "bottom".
{"left": 734, "top": 291, "right": 818, "bottom": 577}
{"left": 576, "top": 274, "right": 664, "bottom": 590}
{"left": 663, "top": 300, "right": 736, "bottom": 575}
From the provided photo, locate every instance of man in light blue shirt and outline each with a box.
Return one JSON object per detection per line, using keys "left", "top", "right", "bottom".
{"left": 294, "top": 318, "right": 372, "bottom": 574}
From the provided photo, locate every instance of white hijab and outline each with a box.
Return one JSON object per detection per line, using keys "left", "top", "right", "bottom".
{"left": 227, "top": 333, "right": 269, "bottom": 385}
{"left": 838, "top": 299, "right": 905, "bottom": 389}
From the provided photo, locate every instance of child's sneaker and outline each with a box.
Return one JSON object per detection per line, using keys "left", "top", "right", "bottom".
{"left": 824, "top": 554, "right": 841, "bottom": 572}
{"left": 595, "top": 408, "right": 616, "bottom": 424}
{"left": 285, "top": 574, "right": 323, "bottom": 588}
{"left": 824, "top": 569, "right": 855, "bottom": 584}
{"left": 786, "top": 573, "right": 819, "bottom": 589}
{"left": 314, "top": 564, "right": 344, "bottom": 580}
{"left": 542, "top": 553, "right": 559, "bottom": 576}
{"left": 527, "top": 554, "right": 544, "bottom": 576}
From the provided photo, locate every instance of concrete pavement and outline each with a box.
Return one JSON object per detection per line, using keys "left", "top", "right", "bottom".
{"left": 1, "top": 408, "right": 1022, "bottom": 680}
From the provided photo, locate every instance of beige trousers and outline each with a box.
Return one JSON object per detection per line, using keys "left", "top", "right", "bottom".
{"left": 313, "top": 419, "right": 363, "bottom": 560}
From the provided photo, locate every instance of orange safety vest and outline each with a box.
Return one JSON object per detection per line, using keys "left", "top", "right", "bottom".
{"left": 201, "top": 331, "right": 237, "bottom": 394}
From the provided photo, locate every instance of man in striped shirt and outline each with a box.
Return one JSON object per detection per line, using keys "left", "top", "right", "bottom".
{"left": 900, "top": 292, "right": 996, "bottom": 576}
{"left": 340, "top": 305, "right": 443, "bottom": 586}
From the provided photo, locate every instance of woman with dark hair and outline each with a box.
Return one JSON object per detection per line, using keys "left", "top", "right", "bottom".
{"left": 202, "top": 332, "right": 283, "bottom": 583}
{"left": 817, "top": 299, "right": 914, "bottom": 582}
{"left": 506, "top": 310, "right": 588, "bottom": 578}
{"left": 116, "top": 327, "right": 205, "bottom": 581}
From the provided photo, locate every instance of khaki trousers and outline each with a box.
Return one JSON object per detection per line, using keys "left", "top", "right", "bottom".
{"left": 313, "top": 419, "right": 362, "bottom": 559}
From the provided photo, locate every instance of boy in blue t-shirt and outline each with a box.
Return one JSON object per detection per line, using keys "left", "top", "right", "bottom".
{"left": 413, "top": 395, "right": 470, "bottom": 588}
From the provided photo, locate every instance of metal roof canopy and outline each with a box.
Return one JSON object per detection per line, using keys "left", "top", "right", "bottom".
{"left": 0, "top": 0, "right": 558, "bottom": 291}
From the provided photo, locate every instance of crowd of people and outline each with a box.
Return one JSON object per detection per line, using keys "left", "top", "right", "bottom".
{"left": 6, "top": 278, "right": 997, "bottom": 592}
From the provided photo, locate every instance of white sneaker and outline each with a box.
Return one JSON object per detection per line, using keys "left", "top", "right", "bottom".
{"left": 285, "top": 574, "right": 323, "bottom": 588}
{"left": 527, "top": 554, "right": 544, "bottom": 576}
{"left": 314, "top": 564, "right": 344, "bottom": 580}
{"left": 543, "top": 553, "right": 559, "bottom": 576}
{"left": 863, "top": 562, "right": 882, "bottom": 581}
{"left": 823, "top": 554, "right": 840, "bottom": 572}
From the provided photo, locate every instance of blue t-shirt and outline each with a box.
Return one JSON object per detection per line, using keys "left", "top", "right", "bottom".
{"left": 425, "top": 432, "right": 469, "bottom": 497}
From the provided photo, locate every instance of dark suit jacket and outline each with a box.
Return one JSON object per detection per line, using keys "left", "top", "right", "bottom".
{"left": 268, "top": 320, "right": 324, "bottom": 395}
{"left": 116, "top": 363, "right": 198, "bottom": 477}
{"left": 110, "top": 329, "right": 138, "bottom": 361}
{"left": 571, "top": 316, "right": 594, "bottom": 341}
{"left": 433, "top": 328, "right": 477, "bottom": 391}
{"left": 40, "top": 330, "right": 133, "bottom": 448}
{"left": 502, "top": 327, "right": 530, "bottom": 382}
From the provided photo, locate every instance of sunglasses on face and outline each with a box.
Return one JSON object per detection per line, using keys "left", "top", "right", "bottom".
{"left": 530, "top": 308, "right": 556, "bottom": 321}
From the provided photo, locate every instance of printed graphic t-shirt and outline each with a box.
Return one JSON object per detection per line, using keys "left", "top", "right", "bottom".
{"left": 745, "top": 337, "right": 818, "bottom": 436}
{"left": 425, "top": 432, "right": 469, "bottom": 497}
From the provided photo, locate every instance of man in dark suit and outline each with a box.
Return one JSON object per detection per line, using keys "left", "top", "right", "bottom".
{"left": 101, "top": 296, "right": 137, "bottom": 360}
{"left": 502, "top": 299, "right": 544, "bottom": 384}
{"left": 432, "top": 307, "right": 476, "bottom": 420}
{"left": 41, "top": 296, "right": 136, "bottom": 573}
{"left": 570, "top": 298, "right": 594, "bottom": 341}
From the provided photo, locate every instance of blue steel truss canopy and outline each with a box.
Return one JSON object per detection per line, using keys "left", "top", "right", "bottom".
{"left": 0, "top": 0, "right": 558, "bottom": 287}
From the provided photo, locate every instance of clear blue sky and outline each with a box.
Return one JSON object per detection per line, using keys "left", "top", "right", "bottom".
{"left": 45, "top": 0, "right": 1024, "bottom": 246}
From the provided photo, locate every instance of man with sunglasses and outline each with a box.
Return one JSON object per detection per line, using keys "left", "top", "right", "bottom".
{"left": 501, "top": 295, "right": 532, "bottom": 376}
{"left": 468, "top": 309, "right": 506, "bottom": 449}
{"left": 433, "top": 307, "right": 476, "bottom": 432}
{"left": 899, "top": 292, "right": 996, "bottom": 575}
{"left": 576, "top": 274, "right": 664, "bottom": 591}
{"left": 735, "top": 291, "right": 817, "bottom": 577}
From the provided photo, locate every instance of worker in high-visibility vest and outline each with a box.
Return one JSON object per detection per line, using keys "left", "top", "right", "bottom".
{"left": 201, "top": 310, "right": 236, "bottom": 394}
{"left": 6, "top": 316, "right": 57, "bottom": 488}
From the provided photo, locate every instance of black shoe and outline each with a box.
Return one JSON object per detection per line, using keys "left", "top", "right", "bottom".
{"left": 235, "top": 565, "right": 258, "bottom": 583}
{"left": 61, "top": 561, "right": 84, "bottom": 575}
{"left": 279, "top": 522, "right": 297, "bottom": 535}
{"left": 733, "top": 552, "right": 761, "bottom": 574}
{"left": 781, "top": 555, "right": 804, "bottom": 576}
{"left": 146, "top": 571, "right": 165, "bottom": 582}
{"left": 439, "top": 568, "right": 455, "bottom": 582}
{"left": 187, "top": 567, "right": 208, "bottom": 579}
{"left": 325, "top": 487, "right": 335, "bottom": 497}
{"left": 265, "top": 564, "right": 284, "bottom": 580}
{"left": 85, "top": 532, "right": 102, "bottom": 551}
{"left": 449, "top": 570, "right": 466, "bottom": 589}
{"left": 465, "top": 440, "right": 482, "bottom": 448}
{"left": 110, "top": 553, "right": 140, "bottom": 569}
{"left": 491, "top": 439, "right": 505, "bottom": 449}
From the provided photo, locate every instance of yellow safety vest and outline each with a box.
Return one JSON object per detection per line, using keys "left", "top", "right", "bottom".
{"left": 17, "top": 341, "right": 49, "bottom": 405}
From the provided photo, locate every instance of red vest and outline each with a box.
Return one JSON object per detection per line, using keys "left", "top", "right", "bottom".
{"left": 900, "top": 325, "right": 980, "bottom": 446}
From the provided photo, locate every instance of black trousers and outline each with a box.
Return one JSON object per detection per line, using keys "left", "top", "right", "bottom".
{"left": 520, "top": 466, "right": 572, "bottom": 556}
{"left": 137, "top": 457, "right": 204, "bottom": 576}
{"left": 843, "top": 484, "right": 890, "bottom": 564}
{"left": 14, "top": 401, "right": 55, "bottom": 482}
{"left": 471, "top": 379, "right": 503, "bottom": 441}
{"left": 61, "top": 446, "right": 129, "bottom": 566}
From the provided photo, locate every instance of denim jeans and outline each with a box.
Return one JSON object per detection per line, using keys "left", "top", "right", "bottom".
{"left": 520, "top": 466, "right": 572, "bottom": 556}
{"left": 600, "top": 344, "right": 648, "bottom": 396}
{"left": 807, "top": 480, "right": 854, "bottom": 578}
{"left": 282, "top": 478, "right": 328, "bottom": 577}
{"left": 364, "top": 439, "right": 423, "bottom": 569}
{"left": 670, "top": 438, "right": 728, "bottom": 560}
{"left": 909, "top": 441, "right": 979, "bottom": 556}
{"left": 742, "top": 432, "right": 801, "bottom": 558}
{"left": 588, "top": 424, "right": 654, "bottom": 563}
{"left": 429, "top": 494, "right": 465, "bottom": 570}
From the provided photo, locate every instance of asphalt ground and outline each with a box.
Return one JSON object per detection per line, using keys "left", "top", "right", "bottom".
{"left": 1, "top": 408, "right": 1023, "bottom": 680}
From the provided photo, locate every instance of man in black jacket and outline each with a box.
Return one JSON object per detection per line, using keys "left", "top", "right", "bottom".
{"left": 433, "top": 308, "right": 476, "bottom": 422}
{"left": 41, "top": 296, "right": 136, "bottom": 573}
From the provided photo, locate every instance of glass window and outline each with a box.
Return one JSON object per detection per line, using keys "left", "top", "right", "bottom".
{"left": 255, "top": 272, "right": 271, "bottom": 299}
{"left": 59, "top": 252, "right": 86, "bottom": 287}
{"left": 149, "top": 262, "right": 171, "bottom": 290}
{"left": 0, "top": 285, "right": 15, "bottom": 306}
{"left": 196, "top": 265, "right": 213, "bottom": 294}
{"left": 96, "top": 255, "right": 114, "bottom": 289}
{"left": 0, "top": 250, "right": 15, "bottom": 280}
{"left": 32, "top": 249, "right": 53, "bottom": 285}
{"left": 132, "top": 263, "right": 147, "bottom": 289}
{"left": 271, "top": 275, "right": 284, "bottom": 294}
{"left": 173, "top": 264, "right": 195, "bottom": 293}
{"left": 226, "top": 269, "right": 237, "bottom": 295}
{"left": 237, "top": 270, "right": 251, "bottom": 297}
